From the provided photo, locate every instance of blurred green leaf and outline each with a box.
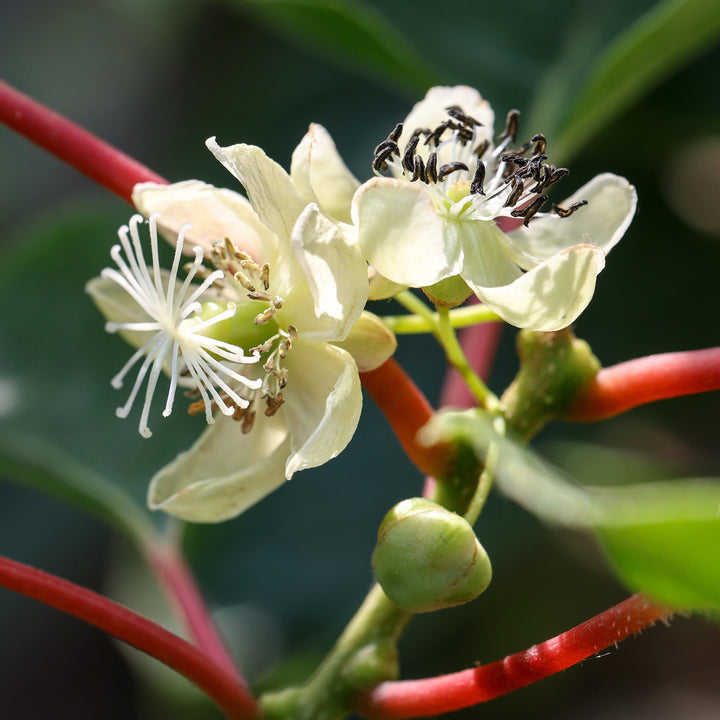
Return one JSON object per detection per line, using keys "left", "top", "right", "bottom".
{"left": 424, "top": 409, "right": 720, "bottom": 611}
{"left": 233, "top": 0, "right": 443, "bottom": 93}
{"left": 598, "top": 482, "right": 720, "bottom": 610}
{"left": 554, "top": 0, "right": 720, "bottom": 161}
{"left": 0, "top": 432, "right": 154, "bottom": 546}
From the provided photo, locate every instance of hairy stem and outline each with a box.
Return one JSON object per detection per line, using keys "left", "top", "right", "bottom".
{"left": 355, "top": 593, "right": 672, "bottom": 719}
{"left": 0, "top": 555, "right": 259, "bottom": 719}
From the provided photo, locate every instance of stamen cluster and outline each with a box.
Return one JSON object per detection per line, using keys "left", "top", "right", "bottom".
{"left": 372, "top": 106, "right": 587, "bottom": 226}
{"left": 186, "top": 236, "right": 297, "bottom": 433}
{"left": 100, "top": 214, "right": 261, "bottom": 437}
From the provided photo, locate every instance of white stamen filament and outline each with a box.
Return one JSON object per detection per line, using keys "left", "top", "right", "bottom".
{"left": 103, "top": 213, "right": 261, "bottom": 437}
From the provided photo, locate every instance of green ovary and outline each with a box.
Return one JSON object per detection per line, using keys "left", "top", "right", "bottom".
{"left": 191, "top": 300, "right": 279, "bottom": 350}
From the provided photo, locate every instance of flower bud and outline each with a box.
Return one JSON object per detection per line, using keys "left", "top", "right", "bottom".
{"left": 372, "top": 498, "right": 492, "bottom": 613}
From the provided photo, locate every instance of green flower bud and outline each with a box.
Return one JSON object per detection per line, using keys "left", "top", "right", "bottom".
{"left": 372, "top": 498, "right": 492, "bottom": 613}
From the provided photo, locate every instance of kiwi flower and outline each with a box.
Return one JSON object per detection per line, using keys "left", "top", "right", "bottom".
{"left": 353, "top": 85, "right": 637, "bottom": 330}
{"left": 89, "top": 128, "right": 394, "bottom": 521}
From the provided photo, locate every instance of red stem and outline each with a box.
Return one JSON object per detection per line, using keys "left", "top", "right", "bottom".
{"left": 355, "top": 593, "right": 672, "bottom": 719}
{"left": 0, "top": 80, "right": 254, "bottom": 692}
{"left": 566, "top": 346, "right": 720, "bottom": 422}
{"left": 145, "top": 542, "right": 246, "bottom": 685}
{"left": 0, "top": 555, "right": 258, "bottom": 719}
{"left": 360, "top": 359, "right": 452, "bottom": 477}
{"left": 0, "top": 79, "right": 166, "bottom": 204}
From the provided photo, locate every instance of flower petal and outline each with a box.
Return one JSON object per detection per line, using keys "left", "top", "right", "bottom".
{"left": 399, "top": 86, "right": 495, "bottom": 160}
{"left": 147, "top": 413, "right": 291, "bottom": 522}
{"left": 334, "top": 311, "right": 397, "bottom": 372}
{"left": 463, "top": 245, "right": 605, "bottom": 331}
{"left": 286, "top": 204, "right": 368, "bottom": 342}
{"left": 455, "top": 219, "right": 523, "bottom": 287}
{"left": 505, "top": 173, "right": 637, "bottom": 265}
{"left": 353, "top": 177, "right": 461, "bottom": 287}
{"left": 283, "top": 341, "right": 361, "bottom": 478}
{"left": 291, "top": 123, "right": 359, "bottom": 224}
{"left": 132, "top": 179, "right": 277, "bottom": 262}
{"left": 206, "top": 138, "right": 306, "bottom": 241}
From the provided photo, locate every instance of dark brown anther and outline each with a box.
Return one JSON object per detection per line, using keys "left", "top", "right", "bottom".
{"left": 531, "top": 134, "right": 547, "bottom": 155}
{"left": 388, "top": 122, "right": 403, "bottom": 143}
{"left": 402, "top": 134, "right": 420, "bottom": 173}
{"left": 470, "top": 159, "right": 486, "bottom": 195}
{"left": 500, "top": 152, "right": 529, "bottom": 166}
{"left": 241, "top": 408, "right": 256, "bottom": 433}
{"left": 374, "top": 139, "right": 399, "bottom": 157}
{"left": 437, "top": 161, "right": 469, "bottom": 181}
{"left": 426, "top": 152, "right": 438, "bottom": 183}
{"left": 553, "top": 200, "right": 588, "bottom": 217}
{"left": 548, "top": 167, "right": 570, "bottom": 185}
{"left": 411, "top": 155, "right": 427, "bottom": 183}
{"left": 503, "top": 176, "right": 525, "bottom": 207}
{"left": 446, "top": 105, "right": 482, "bottom": 127}
{"left": 265, "top": 393, "right": 285, "bottom": 417}
{"left": 511, "top": 194, "right": 548, "bottom": 226}
{"left": 424, "top": 119, "right": 454, "bottom": 147}
{"left": 473, "top": 139, "right": 490, "bottom": 157}
{"left": 373, "top": 145, "right": 396, "bottom": 173}
{"left": 500, "top": 109, "right": 520, "bottom": 143}
{"left": 529, "top": 165, "right": 551, "bottom": 194}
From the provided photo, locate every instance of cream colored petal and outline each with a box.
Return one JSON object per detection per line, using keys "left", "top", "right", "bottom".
{"left": 283, "top": 342, "right": 362, "bottom": 478}
{"left": 454, "top": 219, "right": 523, "bottom": 287}
{"left": 147, "top": 413, "right": 291, "bottom": 522}
{"left": 132, "top": 179, "right": 277, "bottom": 262}
{"left": 334, "top": 311, "right": 397, "bottom": 372}
{"left": 290, "top": 123, "right": 360, "bottom": 224}
{"left": 206, "top": 138, "right": 307, "bottom": 242}
{"left": 368, "top": 269, "right": 407, "bottom": 300}
{"left": 353, "top": 177, "right": 461, "bottom": 287}
{"left": 463, "top": 245, "right": 605, "bottom": 331}
{"left": 285, "top": 204, "right": 368, "bottom": 342}
{"left": 506, "top": 173, "right": 637, "bottom": 263}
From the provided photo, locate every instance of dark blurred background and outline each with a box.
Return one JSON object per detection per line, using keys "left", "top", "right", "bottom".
{"left": 1, "top": 0, "right": 719, "bottom": 717}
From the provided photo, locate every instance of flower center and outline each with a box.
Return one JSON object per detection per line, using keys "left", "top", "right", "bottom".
{"left": 372, "top": 105, "right": 588, "bottom": 226}
{"left": 185, "top": 237, "right": 298, "bottom": 432}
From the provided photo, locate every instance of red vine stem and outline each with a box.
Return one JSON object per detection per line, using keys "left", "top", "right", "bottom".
{"left": 360, "top": 358, "right": 452, "bottom": 477}
{"left": 0, "top": 79, "right": 166, "bottom": 203}
{"left": 355, "top": 593, "right": 672, "bottom": 719}
{"left": 566, "top": 346, "right": 720, "bottom": 422}
{"left": 0, "top": 80, "right": 250, "bottom": 692}
{"left": 0, "top": 555, "right": 258, "bottom": 719}
{"left": 145, "top": 541, "right": 246, "bottom": 684}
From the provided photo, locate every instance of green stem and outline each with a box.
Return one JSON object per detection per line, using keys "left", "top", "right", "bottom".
{"left": 393, "top": 292, "right": 499, "bottom": 411}
{"left": 436, "top": 306, "right": 500, "bottom": 412}
{"left": 382, "top": 304, "right": 500, "bottom": 335}
{"left": 262, "top": 584, "right": 411, "bottom": 720}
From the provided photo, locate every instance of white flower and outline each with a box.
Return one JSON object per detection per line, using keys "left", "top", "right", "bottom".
{"left": 87, "top": 213, "right": 261, "bottom": 438}
{"left": 102, "top": 129, "right": 395, "bottom": 522}
{"left": 353, "top": 85, "right": 637, "bottom": 330}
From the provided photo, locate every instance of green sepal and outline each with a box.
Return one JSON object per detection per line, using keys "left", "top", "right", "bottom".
{"left": 501, "top": 327, "right": 600, "bottom": 440}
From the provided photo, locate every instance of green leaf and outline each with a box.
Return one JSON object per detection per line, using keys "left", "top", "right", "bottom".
{"left": 0, "top": 432, "right": 155, "bottom": 547}
{"left": 423, "top": 410, "right": 720, "bottom": 611}
{"left": 554, "top": 0, "right": 720, "bottom": 161}
{"left": 598, "top": 482, "right": 720, "bottom": 610}
{"left": 234, "top": 0, "right": 443, "bottom": 93}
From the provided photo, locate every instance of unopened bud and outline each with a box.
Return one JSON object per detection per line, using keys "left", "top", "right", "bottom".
{"left": 372, "top": 498, "right": 492, "bottom": 613}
